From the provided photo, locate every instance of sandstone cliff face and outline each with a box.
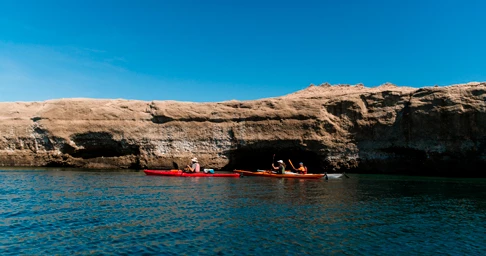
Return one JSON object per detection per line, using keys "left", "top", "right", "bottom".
{"left": 1, "top": 82, "right": 485, "bottom": 176}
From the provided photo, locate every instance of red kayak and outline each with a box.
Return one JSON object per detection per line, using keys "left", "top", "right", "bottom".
{"left": 144, "top": 169, "right": 241, "bottom": 178}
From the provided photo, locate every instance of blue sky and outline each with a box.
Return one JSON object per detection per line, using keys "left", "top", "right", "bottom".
{"left": 1, "top": 0, "right": 485, "bottom": 102}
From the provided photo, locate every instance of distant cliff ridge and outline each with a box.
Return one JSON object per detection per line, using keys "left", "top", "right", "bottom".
{"left": 1, "top": 82, "right": 485, "bottom": 176}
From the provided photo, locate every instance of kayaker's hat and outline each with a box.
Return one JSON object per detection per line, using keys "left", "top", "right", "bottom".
{"left": 277, "top": 160, "right": 284, "bottom": 164}
{"left": 299, "top": 162, "right": 303, "bottom": 165}
{"left": 191, "top": 157, "right": 198, "bottom": 162}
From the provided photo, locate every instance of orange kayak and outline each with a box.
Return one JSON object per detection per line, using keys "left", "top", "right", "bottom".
{"left": 234, "top": 170, "right": 325, "bottom": 179}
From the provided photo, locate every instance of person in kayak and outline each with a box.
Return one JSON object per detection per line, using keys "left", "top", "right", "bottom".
{"left": 272, "top": 160, "right": 286, "bottom": 174}
{"left": 292, "top": 162, "right": 308, "bottom": 174}
{"left": 185, "top": 157, "right": 200, "bottom": 173}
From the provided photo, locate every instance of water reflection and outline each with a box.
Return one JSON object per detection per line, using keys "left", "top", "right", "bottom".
{"left": 0, "top": 169, "right": 485, "bottom": 255}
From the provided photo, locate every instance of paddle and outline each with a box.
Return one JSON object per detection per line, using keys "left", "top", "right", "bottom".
{"left": 288, "top": 159, "right": 296, "bottom": 170}
{"left": 271, "top": 153, "right": 275, "bottom": 167}
{"left": 269, "top": 154, "right": 275, "bottom": 173}
{"left": 287, "top": 159, "right": 299, "bottom": 174}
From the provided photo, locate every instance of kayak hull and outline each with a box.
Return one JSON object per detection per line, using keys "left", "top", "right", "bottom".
{"left": 144, "top": 170, "right": 240, "bottom": 178}
{"left": 234, "top": 170, "right": 325, "bottom": 179}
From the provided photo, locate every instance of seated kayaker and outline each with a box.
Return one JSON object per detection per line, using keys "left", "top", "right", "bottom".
{"left": 272, "top": 160, "right": 286, "bottom": 174}
{"left": 185, "top": 157, "right": 200, "bottom": 173}
{"left": 292, "top": 162, "right": 308, "bottom": 174}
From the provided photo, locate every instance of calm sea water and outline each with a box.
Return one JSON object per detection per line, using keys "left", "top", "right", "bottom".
{"left": 1, "top": 168, "right": 485, "bottom": 255}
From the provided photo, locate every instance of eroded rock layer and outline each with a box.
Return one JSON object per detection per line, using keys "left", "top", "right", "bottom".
{"left": 1, "top": 82, "right": 485, "bottom": 176}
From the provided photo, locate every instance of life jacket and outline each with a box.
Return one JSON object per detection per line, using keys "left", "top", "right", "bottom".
{"left": 297, "top": 166, "right": 307, "bottom": 174}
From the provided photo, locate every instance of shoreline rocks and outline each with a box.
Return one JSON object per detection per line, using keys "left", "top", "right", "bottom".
{"left": 1, "top": 82, "right": 485, "bottom": 176}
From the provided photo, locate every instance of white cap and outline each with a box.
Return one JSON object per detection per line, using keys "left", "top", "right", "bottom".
{"left": 277, "top": 160, "right": 284, "bottom": 163}
{"left": 191, "top": 157, "right": 198, "bottom": 162}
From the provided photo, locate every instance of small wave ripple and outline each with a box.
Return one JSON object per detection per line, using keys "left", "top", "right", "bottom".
{"left": 1, "top": 170, "right": 486, "bottom": 255}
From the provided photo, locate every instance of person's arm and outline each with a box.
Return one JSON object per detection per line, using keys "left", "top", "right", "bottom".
{"left": 272, "top": 164, "right": 278, "bottom": 170}
{"left": 186, "top": 165, "right": 194, "bottom": 172}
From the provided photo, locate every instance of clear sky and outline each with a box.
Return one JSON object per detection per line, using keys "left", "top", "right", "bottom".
{"left": 1, "top": 0, "right": 485, "bottom": 102}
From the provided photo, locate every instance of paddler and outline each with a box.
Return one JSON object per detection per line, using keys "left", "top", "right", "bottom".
{"left": 185, "top": 157, "right": 200, "bottom": 173}
{"left": 292, "top": 162, "right": 308, "bottom": 174}
{"left": 272, "top": 160, "right": 286, "bottom": 174}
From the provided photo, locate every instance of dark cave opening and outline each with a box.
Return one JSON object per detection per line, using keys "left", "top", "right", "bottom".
{"left": 62, "top": 132, "right": 140, "bottom": 159}
{"left": 223, "top": 144, "right": 325, "bottom": 173}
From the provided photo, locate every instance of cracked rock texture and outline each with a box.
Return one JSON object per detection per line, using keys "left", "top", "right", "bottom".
{"left": 0, "top": 82, "right": 485, "bottom": 176}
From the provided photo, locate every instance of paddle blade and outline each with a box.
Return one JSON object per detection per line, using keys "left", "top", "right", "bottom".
{"left": 288, "top": 159, "right": 296, "bottom": 169}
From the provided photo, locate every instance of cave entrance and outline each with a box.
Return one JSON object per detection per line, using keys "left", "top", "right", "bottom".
{"left": 64, "top": 132, "right": 140, "bottom": 159}
{"left": 223, "top": 145, "right": 324, "bottom": 173}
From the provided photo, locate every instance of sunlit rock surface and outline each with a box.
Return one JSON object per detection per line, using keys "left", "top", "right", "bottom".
{"left": 1, "top": 82, "right": 485, "bottom": 176}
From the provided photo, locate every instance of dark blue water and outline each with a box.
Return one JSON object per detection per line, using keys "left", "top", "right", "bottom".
{"left": 1, "top": 169, "right": 485, "bottom": 255}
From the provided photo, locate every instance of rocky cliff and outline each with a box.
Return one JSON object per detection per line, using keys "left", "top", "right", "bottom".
{"left": 1, "top": 82, "right": 485, "bottom": 176}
